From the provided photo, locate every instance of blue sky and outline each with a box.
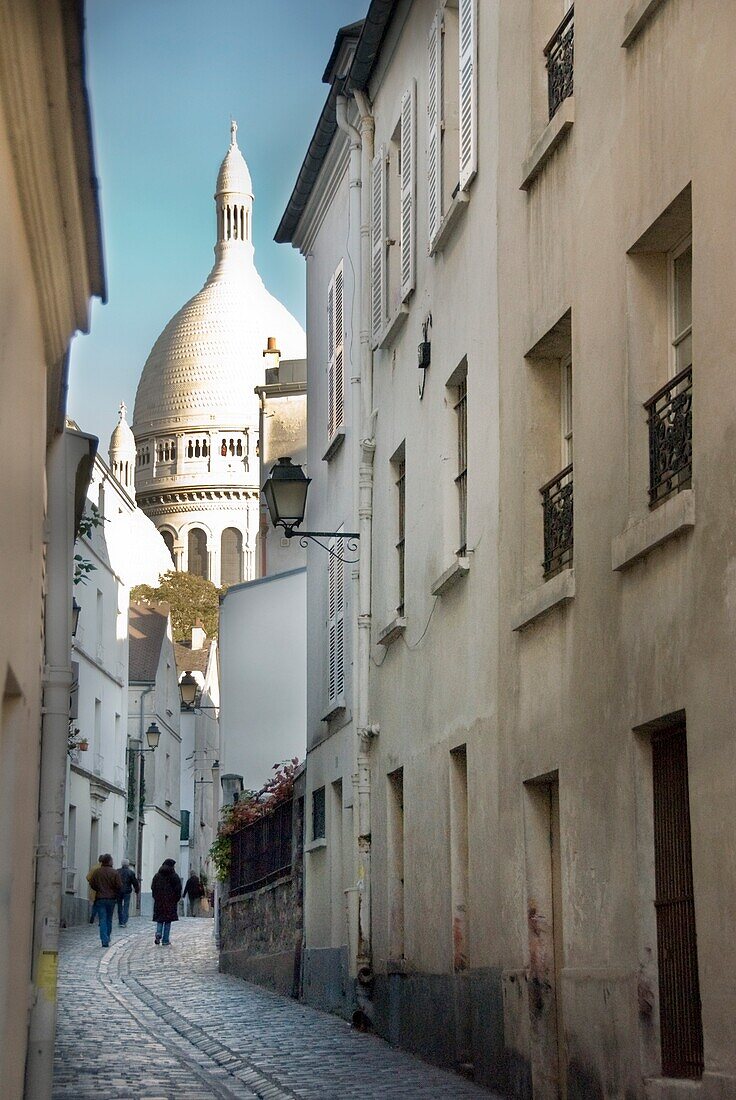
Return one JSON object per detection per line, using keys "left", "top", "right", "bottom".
{"left": 69, "top": 0, "right": 366, "bottom": 445}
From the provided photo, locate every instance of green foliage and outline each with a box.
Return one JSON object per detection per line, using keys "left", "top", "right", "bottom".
{"left": 74, "top": 504, "right": 104, "bottom": 586}
{"left": 209, "top": 759, "right": 300, "bottom": 883}
{"left": 130, "top": 570, "right": 224, "bottom": 641}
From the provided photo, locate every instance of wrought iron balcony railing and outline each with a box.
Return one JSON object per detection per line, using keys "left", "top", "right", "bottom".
{"left": 541, "top": 463, "right": 573, "bottom": 578}
{"left": 229, "top": 798, "right": 293, "bottom": 897}
{"left": 645, "top": 366, "right": 692, "bottom": 507}
{"left": 544, "top": 6, "right": 574, "bottom": 120}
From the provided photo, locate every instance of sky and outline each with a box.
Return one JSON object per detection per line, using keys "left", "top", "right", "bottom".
{"left": 69, "top": 0, "right": 366, "bottom": 446}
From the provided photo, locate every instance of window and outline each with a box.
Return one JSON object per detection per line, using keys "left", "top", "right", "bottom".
{"left": 312, "top": 786, "right": 326, "bottom": 841}
{"left": 221, "top": 527, "right": 243, "bottom": 586}
{"left": 327, "top": 546, "right": 345, "bottom": 707}
{"left": 561, "top": 356, "right": 573, "bottom": 466}
{"left": 395, "top": 452, "right": 406, "bottom": 615}
{"left": 161, "top": 530, "right": 175, "bottom": 563}
{"left": 387, "top": 768, "right": 405, "bottom": 959}
{"left": 371, "top": 83, "right": 416, "bottom": 344}
{"left": 327, "top": 262, "right": 345, "bottom": 438}
{"left": 544, "top": 3, "right": 574, "bottom": 120}
{"left": 670, "top": 237, "right": 692, "bottom": 376}
{"left": 188, "top": 528, "right": 208, "bottom": 579}
{"left": 449, "top": 747, "right": 469, "bottom": 971}
{"left": 454, "top": 372, "right": 468, "bottom": 555}
{"left": 427, "top": 0, "right": 477, "bottom": 247}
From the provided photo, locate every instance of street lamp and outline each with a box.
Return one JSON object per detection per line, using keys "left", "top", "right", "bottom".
{"left": 128, "top": 721, "right": 161, "bottom": 902}
{"left": 179, "top": 670, "right": 219, "bottom": 712}
{"left": 221, "top": 773, "right": 244, "bottom": 805}
{"left": 261, "top": 456, "right": 359, "bottom": 563}
{"left": 72, "top": 596, "right": 81, "bottom": 637}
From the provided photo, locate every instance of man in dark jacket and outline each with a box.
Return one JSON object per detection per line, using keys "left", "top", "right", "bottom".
{"left": 151, "top": 858, "right": 182, "bottom": 945}
{"left": 116, "top": 857, "right": 140, "bottom": 926}
{"left": 88, "top": 855, "right": 122, "bottom": 948}
{"left": 183, "top": 872, "right": 205, "bottom": 917}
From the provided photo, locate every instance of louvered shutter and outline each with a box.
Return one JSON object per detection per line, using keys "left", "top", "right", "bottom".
{"left": 334, "top": 263, "right": 344, "bottom": 430}
{"left": 327, "top": 548, "right": 345, "bottom": 705}
{"left": 370, "top": 147, "right": 386, "bottom": 344}
{"left": 327, "top": 274, "right": 336, "bottom": 438}
{"left": 427, "top": 12, "right": 443, "bottom": 244}
{"left": 459, "top": 0, "right": 477, "bottom": 190}
{"left": 400, "top": 81, "right": 416, "bottom": 301}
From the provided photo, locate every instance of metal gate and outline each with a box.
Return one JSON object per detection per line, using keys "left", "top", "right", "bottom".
{"left": 652, "top": 724, "right": 703, "bottom": 1078}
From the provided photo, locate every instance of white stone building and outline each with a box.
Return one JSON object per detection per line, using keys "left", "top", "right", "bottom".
{"left": 131, "top": 123, "right": 305, "bottom": 587}
{"left": 63, "top": 410, "right": 173, "bottom": 925}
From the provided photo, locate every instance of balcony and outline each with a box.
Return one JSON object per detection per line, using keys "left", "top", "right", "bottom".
{"left": 229, "top": 798, "right": 293, "bottom": 898}
{"left": 544, "top": 6, "right": 574, "bottom": 120}
{"left": 541, "top": 463, "right": 573, "bottom": 578}
{"left": 645, "top": 366, "right": 692, "bottom": 507}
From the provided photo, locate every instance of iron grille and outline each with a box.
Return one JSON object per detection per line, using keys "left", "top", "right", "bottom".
{"left": 645, "top": 366, "right": 692, "bottom": 507}
{"left": 544, "top": 6, "right": 574, "bottom": 120}
{"left": 652, "top": 725, "right": 703, "bottom": 1079}
{"left": 455, "top": 376, "right": 468, "bottom": 554}
{"left": 541, "top": 464, "right": 573, "bottom": 578}
{"left": 229, "top": 798, "right": 293, "bottom": 897}
{"left": 396, "top": 458, "right": 406, "bottom": 615}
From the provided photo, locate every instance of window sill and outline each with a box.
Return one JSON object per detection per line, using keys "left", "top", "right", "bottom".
{"left": 322, "top": 428, "right": 346, "bottom": 462}
{"left": 377, "top": 615, "right": 406, "bottom": 648}
{"left": 305, "top": 838, "right": 327, "bottom": 853}
{"left": 378, "top": 302, "right": 410, "bottom": 350}
{"left": 321, "top": 700, "right": 346, "bottom": 723}
{"left": 512, "top": 567, "right": 575, "bottom": 631}
{"left": 429, "top": 188, "right": 470, "bottom": 256}
{"left": 431, "top": 556, "right": 470, "bottom": 597}
{"left": 611, "top": 489, "right": 694, "bottom": 572}
{"left": 520, "top": 96, "right": 575, "bottom": 191}
{"left": 622, "top": 0, "right": 667, "bottom": 47}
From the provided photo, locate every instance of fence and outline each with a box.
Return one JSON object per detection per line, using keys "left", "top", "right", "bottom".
{"left": 229, "top": 798, "right": 294, "bottom": 897}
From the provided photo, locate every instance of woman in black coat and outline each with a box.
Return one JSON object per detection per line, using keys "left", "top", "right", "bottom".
{"left": 151, "top": 858, "right": 182, "bottom": 945}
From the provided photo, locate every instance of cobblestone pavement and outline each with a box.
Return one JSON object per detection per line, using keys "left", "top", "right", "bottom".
{"left": 53, "top": 917, "right": 499, "bottom": 1099}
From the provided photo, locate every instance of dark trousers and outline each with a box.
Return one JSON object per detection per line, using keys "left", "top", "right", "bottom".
{"left": 97, "top": 899, "right": 116, "bottom": 946}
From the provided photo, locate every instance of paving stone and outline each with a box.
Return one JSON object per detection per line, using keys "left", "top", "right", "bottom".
{"left": 53, "top": 917, "right": 499, "bottom": 1099}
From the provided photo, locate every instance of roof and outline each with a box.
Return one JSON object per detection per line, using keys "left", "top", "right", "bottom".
{"left": 322, "top": 19, "right": 364, "bottom": 83}
{"left": 129, "top": 601, "right": 170, "bottom": 682}
{"left": 275, "top": 4, "right": 397, "bottom": 246}
{"left": 173, "top": 636, "right": 213, "bottom": 676}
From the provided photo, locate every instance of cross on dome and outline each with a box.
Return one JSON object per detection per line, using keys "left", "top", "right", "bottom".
{"left": 118, "top": 400, "right": 127, "bottom": 422}
{"left": 230, "top": 119, "right": 238, "bottom": 146}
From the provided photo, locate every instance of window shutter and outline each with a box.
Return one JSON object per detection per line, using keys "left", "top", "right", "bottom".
{"left": 427, "top": 12, "right": 443, "bottom": 244}
{"left": 371, "top": 147, "right": 386, "bottom": 343}
{"left": 327, "top": 273, "right": 336, "bottom": 438}
{"left": 458, "top": 0, "right": 477, "bottom": 190}
{"left": 334, "top": 263, "right": 344, "bottom": 430}
{"left": 327, "top": 549, "right": 345, "bottom": 705}
{"left": 400, "top": 81, "right": 416, "bottom": 301}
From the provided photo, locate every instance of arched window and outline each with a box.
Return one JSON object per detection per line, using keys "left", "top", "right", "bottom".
{"left": 236, "top": 439, "right": 243, "bottom": 456}
{"left": 188, "top": 528, "right": 208, "bottom": 579}
{"left": 221, "top": 439, "right": 227, "bottom": 457}
{"left": 229, "top": 438, "right": 235, "bottom": 456}
{"left": 187, "top": 440, "right": 193, "bottom": 458}
{"left": 161, "top": 530, "right": 175, "bottom": 563}
{"left": 221, "top": 528, "right": 243, "bottom": 587}
{"left": 195, "top": 440, "right": 201, "bottom": 457}
{"left": 202, "top": 440, "right": 209, "bottom": 457}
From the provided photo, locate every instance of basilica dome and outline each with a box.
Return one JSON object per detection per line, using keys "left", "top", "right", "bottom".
{"left": 130, "top": 123, "right": 305, "bottom": 589}
{"left": 133, "top": 122, "right": 305, "bottom": 434}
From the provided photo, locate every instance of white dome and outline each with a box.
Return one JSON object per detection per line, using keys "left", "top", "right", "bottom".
{"left": 109, "top": 401, "right": 135, "bottom": 456}
{"left": 216, "top": 129, "right": 252, "bottom": 196}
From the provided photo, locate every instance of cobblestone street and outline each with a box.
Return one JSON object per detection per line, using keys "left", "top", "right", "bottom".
{"left": 53, "top": 918, "right": 497, "bottom": 1099}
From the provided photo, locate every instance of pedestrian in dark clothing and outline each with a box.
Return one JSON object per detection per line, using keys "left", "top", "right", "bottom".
{"left": 151, "top": 858, "right": 182, "bottom": 945}
{"left": 183, "top": 872, "right": 205, "bottom": 917}
{"left": 116, "top": 857, "right": 140, "bottom": 926}
{"left": 88, "top": 854, "right": 122, "bottom": 947}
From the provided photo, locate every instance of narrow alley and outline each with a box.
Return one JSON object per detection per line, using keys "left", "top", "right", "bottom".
{"left": 53, "top": 919, "right": 496, "bottom": 1099}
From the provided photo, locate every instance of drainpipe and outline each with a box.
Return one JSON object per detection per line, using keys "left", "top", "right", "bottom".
{"left": 336, "top": 89, "right": 378, "bottom": 1002}
{"left": 25, "top": 428, "right": 96, "bottom": 1100}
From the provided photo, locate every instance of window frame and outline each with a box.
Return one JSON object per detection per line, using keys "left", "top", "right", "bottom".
{"left": 668, "top": 234, "right": 692, "bottom": 378}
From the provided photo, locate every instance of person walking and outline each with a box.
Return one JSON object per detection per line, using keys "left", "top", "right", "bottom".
{"left": 86, "top": 854, "right": 102, "bottom": 924}
{"left": 116, "top": 857, "right": 140, "bottom": 926}
{"left": 183, "top": 872, "right": 205, "bottom": 917}
{"left": 87, "top": 854, "right": 122, "bottom": 948}
{"left": 151, "top": 858, "right": 182, "bottom": 945}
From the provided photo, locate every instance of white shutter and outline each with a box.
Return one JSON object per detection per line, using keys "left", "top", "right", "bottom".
{"left": 370, "top": 147, "right": 386, "bottom": 343}
{"left": 400, "top": 81, "right": 416, "bottom": 301}
{"left": 327, "top": 273, "right": 336, "bottom": 438}
{"left": 459, "top": 0, "right": 477, "bottom": 190}
{"left": 427, "top": 12, "right": 443, "bottom": 244}
{"left": 334, "top": 263, "right": 344, "bottom": 430}
{"left": 327, "top": 548, "right": 345, "bottom": 705}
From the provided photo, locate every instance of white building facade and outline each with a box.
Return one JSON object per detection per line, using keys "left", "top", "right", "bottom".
{"left": 132, "top": 123, "right": 305, "bottom": 588}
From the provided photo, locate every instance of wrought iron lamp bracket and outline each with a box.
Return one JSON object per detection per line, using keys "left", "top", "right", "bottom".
{"left": 282, "top": 527, "right": 360, "bottom": 565}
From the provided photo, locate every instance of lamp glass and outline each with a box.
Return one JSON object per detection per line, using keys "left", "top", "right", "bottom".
{"left": 179, "top": 671, "right": 198, "bottom": 707}
{"left": 72, "top": 597, "right": 81, "bottom": 637}
{"left": 220, "top": 773, "right": 244, "bottom": 804}
{"left": 262, "top": 457, "right": 310, "bottom": 529}
{"left": 145, "top": 722, "right": 161, "bottom": 750}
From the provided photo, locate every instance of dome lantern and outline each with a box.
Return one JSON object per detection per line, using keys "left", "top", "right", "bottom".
{"left": 109, "top": 401, "right": 136, "bottom": 494}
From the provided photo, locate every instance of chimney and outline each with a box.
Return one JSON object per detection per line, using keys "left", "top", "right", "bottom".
{"left": 191, "top": 618, "right": 206, "bottom": 652}
{"left": 263, "top": 335, "right": 281, "bottom": 382}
